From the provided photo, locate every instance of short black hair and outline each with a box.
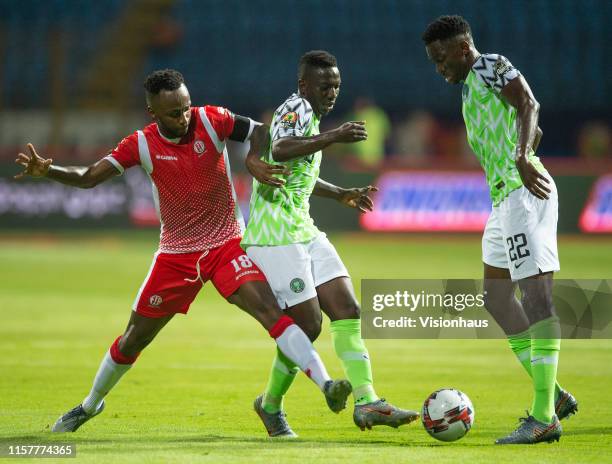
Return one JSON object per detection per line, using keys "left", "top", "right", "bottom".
{"left": 298, "top": 50, "right": 337, "bottom": 79}
{"left": 143, "top": 69, "right": 185, "bottom": 95}
{"left": 422, "top": 15, "right": 472, "bottom": 45}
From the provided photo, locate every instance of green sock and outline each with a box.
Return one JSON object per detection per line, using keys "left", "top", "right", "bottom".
{"left": 261, "top": 347, "right": 299, "bottom": 414}
{"left": 508, "top": 330, "right": 562, "bottom": 398}
{"left": 330, "top": 318, "right": 378, "bottom": 405}
{"left": 529, "top": 317, "right": 561, "bottom": 424}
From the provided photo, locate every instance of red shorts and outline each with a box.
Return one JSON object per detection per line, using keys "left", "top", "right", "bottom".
{"left": 133, "top": 238, "right": 266, "bottom": 318}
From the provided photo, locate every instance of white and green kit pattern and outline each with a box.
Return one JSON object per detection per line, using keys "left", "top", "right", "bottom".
{"left": 462, "top": 53, "right": 546, "bottom": 206}
{"left": 242, "top": 93, "right": 322, "bottom": 246}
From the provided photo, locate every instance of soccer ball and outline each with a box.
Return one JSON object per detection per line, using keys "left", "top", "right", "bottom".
{"left": 421, "top": 388, "right": 475, "bottom": 442}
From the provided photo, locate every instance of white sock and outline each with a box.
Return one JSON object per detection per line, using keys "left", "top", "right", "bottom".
{"left": 274, "top": 324, "right": 331, "bottom": 390}
{"left": 82, "top": 351, "right": 132, "bottom": 413}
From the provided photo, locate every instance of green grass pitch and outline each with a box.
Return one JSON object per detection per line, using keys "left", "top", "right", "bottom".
{"left": 1, "top": 232, "right": 610, "bottom": 463}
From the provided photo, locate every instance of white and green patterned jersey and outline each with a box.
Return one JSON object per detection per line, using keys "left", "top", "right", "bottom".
{"left": 462, "top": 53, "right": 546, "bottom": 206}
{"left": 242, "top": 93, "right": 322, "bottom": 246}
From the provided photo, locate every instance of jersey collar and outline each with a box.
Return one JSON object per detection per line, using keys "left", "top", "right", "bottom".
{"left": 156, "top": 125, "right": 181, "bottom": 144}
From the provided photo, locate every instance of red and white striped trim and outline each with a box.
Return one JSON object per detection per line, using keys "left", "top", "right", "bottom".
{"left": 198, "top": 107, "right": 225, "bottom": 153}
{"left": 132, "top": 251, "right": 161, "bottom": 311}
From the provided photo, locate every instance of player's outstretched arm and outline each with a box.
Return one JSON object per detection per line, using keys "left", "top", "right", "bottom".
{"left": 313, "top": 178, "right": 377, "bottom": 213}
{"left": 501, "top": 77, "right": 550, "bottom": 200}
{"left": 14, "top": 143, "right": 119, "bottom": 188}
{"left": 245, "top": 124, "right": 289, "bottom": 187}
{"left": 271, "top": 121, "right": 367, "bottom": 162}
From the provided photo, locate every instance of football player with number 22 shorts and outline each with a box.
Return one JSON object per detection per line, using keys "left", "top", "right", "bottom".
{"left": 423, "top": 16, "right": 578, "bottom": 444}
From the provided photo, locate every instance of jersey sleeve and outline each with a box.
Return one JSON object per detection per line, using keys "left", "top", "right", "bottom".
{"left": 204, "top": 105, "right": 236, "bottom": 141}
{"left": 228, "top": 114, "right": 257, "bottom": 143}
{"left": 473, "top": 54, "right": 521, "bottom": 92}
{"left": 271, "top": 97, "right": 314, "bottom": 141}
{"left": 103, "top": 132, "right": 140, "bottom": 174}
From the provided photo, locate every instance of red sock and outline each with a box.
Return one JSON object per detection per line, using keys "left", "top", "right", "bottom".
{"left": 268, "top": 316, "right": 331, "bottom": 390}
{"left": 109, "top": 336, "right": 140, "bottom": 365}
{"left": 268, "top": 315, "right": 295, "bottom": 339}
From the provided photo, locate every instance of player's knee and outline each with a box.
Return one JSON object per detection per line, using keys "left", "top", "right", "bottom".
{"left": 118, "top": 338, "right": 138, "bottom": 357}
{"left": 326, "top": 301, "right": 361, "bottom": 320}
{"left": 335, "top": 301, "right": 360, "bottom": 319}
{"left": 347, "top": 301, "right": 361, "bottom": 318}
{"left": 256, "top": 301, "right": 289, "bottom": 330}
{"left": 301, "top": 319, "right": 322, "bottom": 341}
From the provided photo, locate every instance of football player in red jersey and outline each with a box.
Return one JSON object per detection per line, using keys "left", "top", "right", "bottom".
{"left": 15, "top": 69, "right": 352, "bottom": 434}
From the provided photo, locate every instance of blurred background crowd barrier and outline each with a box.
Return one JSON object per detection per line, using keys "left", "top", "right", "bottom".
{"left": 0, "top": 0, "right": 610, "bottom": 233}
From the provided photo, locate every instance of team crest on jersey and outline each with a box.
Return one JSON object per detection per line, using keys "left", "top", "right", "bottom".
{"left": 280, "top": 112, "right": 298, "bottom": 129}
{"left": 493, "top": 59, "right": 511, "bottom": 78}
{"left": 193, "top": 140, "right": 206, "bottom": 155}
{"left": 149, "top": 295, "right": 163, "bottom": 307}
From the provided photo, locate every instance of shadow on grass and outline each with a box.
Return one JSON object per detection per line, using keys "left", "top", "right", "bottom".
{"left": 563, "top": 426, "right": 612, "bottom": 436}
{"left": 193, "top": 435, "right": 494, "bottom": 448}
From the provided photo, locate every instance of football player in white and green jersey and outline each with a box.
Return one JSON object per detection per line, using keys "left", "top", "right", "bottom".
{"left": 423, "top": 15, "right": 577, "bottom": 445}
{"left": 242, "top": 50, "right": 419, "bottom": 437}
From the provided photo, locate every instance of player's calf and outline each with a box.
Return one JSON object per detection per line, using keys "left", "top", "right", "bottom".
{"left": 286, "top": 312, "right": 322, "bottom": 341}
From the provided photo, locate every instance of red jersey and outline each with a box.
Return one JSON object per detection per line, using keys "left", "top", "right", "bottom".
{"left": 105, "top": 106, "right": 245, "bottom": 253}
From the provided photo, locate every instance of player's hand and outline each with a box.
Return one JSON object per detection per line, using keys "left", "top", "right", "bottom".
{"left": 333, "top": 121, "right": 368, "bottom": 143}
{"left": 245, "top": 155, "right": 289, "bottom": 187}
{"left": 516, "top": 156, "right": 550, "bottom": 200}
{"left": 338, "top": 185, "right": 378, "bottom": 213}
{"left": 14, "top": 143, "right": 52, "bottom": 180}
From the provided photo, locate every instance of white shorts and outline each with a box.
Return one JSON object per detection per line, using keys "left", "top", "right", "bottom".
{"left": 246, "top": 234, "right": 349, "bottom": 309}
{"left": 482, "top": 174, "right": 560, "bottom": 281}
